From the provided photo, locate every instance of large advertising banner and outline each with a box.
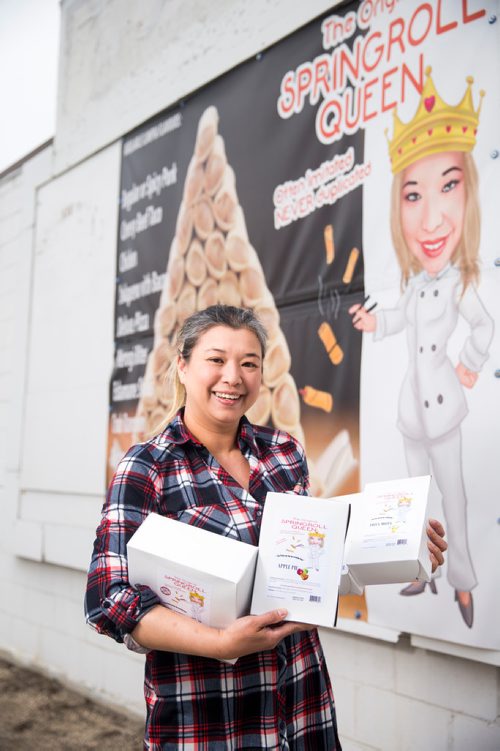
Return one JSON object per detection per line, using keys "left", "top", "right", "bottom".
{"left": 108, "top": 0, "right": 500, "bottom": 651}
{"left": 356, "top": 1, "right": 500, "bottom": 651}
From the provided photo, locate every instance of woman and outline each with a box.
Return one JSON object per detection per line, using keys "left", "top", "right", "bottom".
{"left": 86, "top": 304, "right": 446, "bottom": 749}
{"left": 350, "top": 71, "right": 493, "bottom": 628}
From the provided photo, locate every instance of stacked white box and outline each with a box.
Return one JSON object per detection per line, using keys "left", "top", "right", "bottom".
{"left": 344, "top": 475, "right": 431, "bottom": 587}
{"left": 127, "top": 513, "right": 258, "bottom": 629}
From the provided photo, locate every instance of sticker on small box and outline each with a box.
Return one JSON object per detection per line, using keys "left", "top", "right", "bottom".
{"left": 156, "top": 572, "right": 212, "bottom": 624}
{"left": 265, "top": 516, "right": 329, "bottom": 605}
{"left": 360, "top": 492, "right": 415, "bottom": 550}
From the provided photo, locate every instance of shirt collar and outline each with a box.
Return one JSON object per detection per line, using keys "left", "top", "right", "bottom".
{"left": 422, "top": 262, "right": 452, "bottom": 283}
{"left": 159, "top": 409, "right": 260, "bottom": 456}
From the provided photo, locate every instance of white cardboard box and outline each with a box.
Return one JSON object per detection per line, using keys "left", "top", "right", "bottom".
{"left": 127, "top": 513, "right": 258, "bottom": 629}
{"left": 344, "top": 475, "right": 431, "bottom": 586}
{"left": 250, "top": 492, "right": 350, "bottom": 627}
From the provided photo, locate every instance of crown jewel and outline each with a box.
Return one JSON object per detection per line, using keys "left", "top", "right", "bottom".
{"left": 386, "top": 67, "right": 484, "bottom": 174}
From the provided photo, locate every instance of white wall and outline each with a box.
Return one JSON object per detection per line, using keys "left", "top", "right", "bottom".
{"left": 0, "top": 1, "right": 499, "bottom": 748}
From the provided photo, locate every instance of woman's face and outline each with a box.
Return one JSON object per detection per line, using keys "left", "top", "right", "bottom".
{"left": 178, "top": 325, "right": 263, "bottom": 431}
{"left": 400, "top": 150, "right": 466, "bottom": 276}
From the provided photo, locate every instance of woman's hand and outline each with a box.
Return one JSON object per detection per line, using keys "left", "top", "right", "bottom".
{"left": 456, "top": 362, "right": 478, "bottom": 389}
{"left": 131, "top": 605, "right": 313, "bottom": 662}
{"left": 216, "top": 610, "right": 313, "bottom": 661}
{"left": 427, "top": 518, "right": 447, "bottom": 573}
{"left": 348, "top": 303, "right": 376, "bottom": 332}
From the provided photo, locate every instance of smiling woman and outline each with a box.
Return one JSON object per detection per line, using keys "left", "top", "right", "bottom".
{"left": 85, "top": 305, "right": 345, "bottom": 750}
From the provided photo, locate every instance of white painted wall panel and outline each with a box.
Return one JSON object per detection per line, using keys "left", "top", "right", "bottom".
{"left": 55, "top": 0, "right": 340, "bottom": 173}
{"left": 22, "top": 143, "right": 120, "bottom": 494}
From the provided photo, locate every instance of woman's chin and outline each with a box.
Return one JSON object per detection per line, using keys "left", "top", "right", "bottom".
{"left": 421, "top": 257, "right": 447, "bottom": 276}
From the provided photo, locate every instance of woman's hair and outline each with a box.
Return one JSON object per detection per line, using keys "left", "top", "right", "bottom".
{"left": 153, "top": 305, "right": 267, "bottom": 433}
{"left": 390, "top": 151, "right": 481, "bottom": 290}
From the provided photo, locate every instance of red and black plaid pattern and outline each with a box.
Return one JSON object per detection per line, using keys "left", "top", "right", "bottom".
{"left": 85, "top": 411, "right": 341, "bottom": 750}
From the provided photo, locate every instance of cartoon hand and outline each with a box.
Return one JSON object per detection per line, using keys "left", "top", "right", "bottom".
{"left": 348, "top": 303, "right": 376, "bottom": 332}
{"left": 455, "top": 362, "right": 478, "bottom": 389}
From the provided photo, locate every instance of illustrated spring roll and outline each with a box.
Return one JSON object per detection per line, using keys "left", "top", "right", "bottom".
{"left": 213, "top": 167, "right": 237, "bottom": 231}
{"left": 318, "top": 321, "right": 343, "bottom": 365}
{"left": 342, "top": 246, "right": 359, "bottom": 284}
{"left": 183, "top": 156, "right": 205, "bottom": 206}
{"left": 271, "top": 373, "right": 301, "bottom": 431}
{"left": 324, "top": 224, "right": 335, "bottom": 264}
{"left": 185, "top": 239, "right": 208, "bottom": 287}
{"left": 195, "top": 106, "right": 219, "bottom": 162}
{"left": 299, "top": 385, "right": 333, "bottom": 413}
{"left": 192, "top": 197, "right": 214, "bottom": 240}
{"left": 175, "top": 202, "right": 193, "bottom": 256}
{"left": 197, "top": 278, "right": 218, "bottom": 310}
{"left": 204, "top": 134, "right": 227, "bottom": 195}
{"left": 205, "top": 231, "right": 227, "bottom": 279}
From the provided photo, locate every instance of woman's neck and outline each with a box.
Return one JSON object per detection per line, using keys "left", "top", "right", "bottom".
{"left": 182, "top": 409, "right": 239, "bottom": 456}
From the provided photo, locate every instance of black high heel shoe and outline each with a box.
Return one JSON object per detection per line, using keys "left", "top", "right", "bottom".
{"left": 399, "top": 579, "right": 438, "bottom": 596}
{"left": 455, "top": 590, "right": 473, "bottom": 628}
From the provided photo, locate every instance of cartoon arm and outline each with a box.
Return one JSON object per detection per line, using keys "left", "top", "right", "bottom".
{"left": 349, "top": 283, "right": 412, "bottom": 339}
{"left": 456, "top": 285, "right": 494, "bottom": 388}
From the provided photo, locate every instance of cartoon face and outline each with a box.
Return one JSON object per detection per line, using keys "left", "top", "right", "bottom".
{"left": 189, "top": 592, "right": 205, "bottom": 607}
{"left": 400, "top": 150, "right": 466, "bottom": 276}
{"left": 308, "top": 532, "right": 325, "bottom": 549}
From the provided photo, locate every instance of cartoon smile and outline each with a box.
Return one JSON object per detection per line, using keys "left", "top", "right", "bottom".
{"left": 420, "top": 235, "right": 449, "bottom": 258}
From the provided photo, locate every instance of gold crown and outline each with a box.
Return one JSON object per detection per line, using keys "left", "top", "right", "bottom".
{"left": 386, "top": 67, "right": 484, "bottom": 174}
{"left": 308, "top": 530, "right": 325, "bottom": 539}
{"left": 189, "top": 591, "right": 204, "bottom": 603}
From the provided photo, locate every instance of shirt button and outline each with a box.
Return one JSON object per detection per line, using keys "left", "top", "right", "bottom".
{"left": 431, "top": 344, "right": 436, "bottom": 351}
{"left": 103, "top": 599, "right": 112, "bottom": 608}
{"left": 434, "top": 289, "right": 439, "bottom": 297}
{"left": 424, "top": 400, "right": 429, "bottom": 408}
{"left": 256, "top": 508, "right": 262, "bottom": 517}
{"left": 420, "top": 291, "right": 425, "bottom": 298}
{"left": 437, "top": 394, "right": 443, "bottom": 404}
{"left": 419, "top": 346, "right": 423, "bottom": 353}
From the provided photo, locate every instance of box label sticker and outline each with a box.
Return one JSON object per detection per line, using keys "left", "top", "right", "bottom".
{"left": 360, "top": 491, "right": 415, "bottom": 549}
{"left": 265, "top": 516, "right": 328, "bottom": 604}
{"left": 156, "top": 572, "right": 212, "bottom": 624}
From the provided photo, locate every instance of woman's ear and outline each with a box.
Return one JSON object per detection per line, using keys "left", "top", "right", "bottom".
{"left": 177, "top": 354, "right": 186, "bottom": 384}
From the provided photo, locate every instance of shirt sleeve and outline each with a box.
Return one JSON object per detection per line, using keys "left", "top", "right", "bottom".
{"left": 288, "top": 434, "right": 311, "bottom": 496}
{"left": 84, "top": 444, "right": 163, "bottom": 643}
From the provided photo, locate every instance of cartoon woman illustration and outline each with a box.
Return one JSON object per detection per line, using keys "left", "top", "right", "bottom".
{"left": 396, "top": 496, "right": 412, "bottom": 526}
{"left": 350, "top": 68, "right": 494, "bottom": 628}
{"left": 189, "top": 591, "right": 205, "bottom": 623}
{"left": 308, "top": 530, "right": 326, "bottom": 571}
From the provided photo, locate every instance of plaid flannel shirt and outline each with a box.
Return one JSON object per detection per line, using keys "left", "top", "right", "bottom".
{"left": 85, "top": 412, "right": 341, "bottom": 750}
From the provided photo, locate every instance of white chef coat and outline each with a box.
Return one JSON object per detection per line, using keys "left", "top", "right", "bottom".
{"left": 374, "top": 264, "right": 494, "bottom": 441}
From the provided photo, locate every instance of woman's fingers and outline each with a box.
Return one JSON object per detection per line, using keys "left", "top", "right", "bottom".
{"left": 427, "top": 518, "right": 447, "bottom": 572}
{"left": 428, "top": 518, "right": 447, "bottom": 547}
{"left": 219, "top": 609, "right": 314, "bottom": 660}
